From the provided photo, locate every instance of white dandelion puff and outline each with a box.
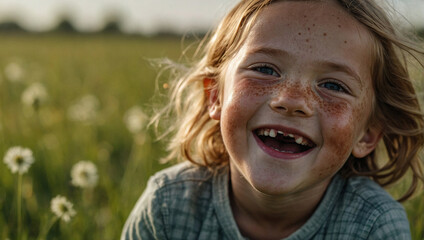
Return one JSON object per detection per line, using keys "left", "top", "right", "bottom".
{"left": 21, "top": 82, "right": 48, "bottom": 109}
{"left": 67, "top": 95, "right": 100, "bottom": 123}
{"left": 71, "top": 161, "right": 98, "bottom": 188}
{"left": 4, "top": 62, "right": 24, "bottom": 82}
{"left": 123, "top": 106, "right": 148, "bottom": 134}
{"left": 3, "top": 146, "right": 35, "bottom": 174}
{"left": 50, "top": 195, "right": 76, "bottom": 222}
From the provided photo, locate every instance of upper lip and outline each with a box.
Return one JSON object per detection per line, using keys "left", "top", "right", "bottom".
{"left": 253, "top": 124, "right": 316, "bottom": 146}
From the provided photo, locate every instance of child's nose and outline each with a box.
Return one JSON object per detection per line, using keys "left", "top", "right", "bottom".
{"left": 269, "top": 84, "right": 313, "bottom": 117}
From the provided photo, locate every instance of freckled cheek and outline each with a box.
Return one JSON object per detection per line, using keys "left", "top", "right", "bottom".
{"left": 221, "top": 102, "right": 241, "bottom": 150}
{"left": 325, "top": 114, "right": 355, "bottom": 156}
{"left": 221, "top": 81, "right": 272, "bottom": 146}
{"left": 317, "top": 103, "right": 357, "bottom": 172}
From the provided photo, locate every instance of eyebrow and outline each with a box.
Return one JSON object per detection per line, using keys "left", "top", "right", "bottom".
{"left": 246, "top": 47, "right": 290, "bottom": 59}
{"left": 246, "top": 46, "right": 363, "bottom": 87}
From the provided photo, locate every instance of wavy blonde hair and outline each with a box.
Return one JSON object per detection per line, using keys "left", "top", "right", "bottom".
{"left": 152, "top": 0, "right": 424, "bottom": 201}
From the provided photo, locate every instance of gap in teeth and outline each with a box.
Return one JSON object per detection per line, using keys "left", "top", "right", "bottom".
{"left": 258, "top": 128, "right": 309, "bottom": 146}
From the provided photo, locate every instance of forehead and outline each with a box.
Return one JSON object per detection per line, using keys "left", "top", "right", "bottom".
{"left": 237, "top": 0, "right": 375, "bottom": 80}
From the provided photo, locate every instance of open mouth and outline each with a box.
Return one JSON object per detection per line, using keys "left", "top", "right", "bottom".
{"left": 254, "top": 128, "right": 316, "bottom": 154}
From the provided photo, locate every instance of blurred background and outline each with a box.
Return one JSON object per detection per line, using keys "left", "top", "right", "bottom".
{"left": 0, "top": 0, "right": 423, "bottom": 239}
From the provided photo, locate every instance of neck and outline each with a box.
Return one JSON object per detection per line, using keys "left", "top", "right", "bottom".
{"left": 229, "top": 169, "right": 330, "bottom": 240}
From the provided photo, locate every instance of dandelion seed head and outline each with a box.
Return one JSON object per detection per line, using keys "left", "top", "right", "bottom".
{"left": 50, "top": 195, "right": 76, "bottom": 222}
{"left": 4, "top": 62, "right": 24, "bottom": 82}
{"left": 71, "top": 161, "right": 98, "bottom": 188}
{"left": 21, "top": 82, "right": 48, "bottom": 109}
{"left": 123, "top": 106, "right": 148, "bottom": 134}
{"left": 67, "top": 95, "right": 100, "bottom": 123}
{"left": 3, "top": 146, "right": 35, "bottom": 174}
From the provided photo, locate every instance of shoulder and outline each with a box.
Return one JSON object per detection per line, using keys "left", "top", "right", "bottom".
{"left": 343, "top": 176, "right": 406, "bottom": 217}
{"left": 134, "top": 161, "right": 217, "bottom": 214}
{"left": 334, "top": 176, "right": 410, "bottom": 239}
{"left": 146, "top": 161, "right": 217, "bottom": 207}
{"left": 121, "top": 162, "right": 224, "bottom": 240}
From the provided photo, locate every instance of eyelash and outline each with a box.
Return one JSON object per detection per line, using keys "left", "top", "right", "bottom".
{"left": 248, "top": 64, "right": 350, "bottom": 94}
{"left": 318, "top": 80, "right": 350, "bottom": 94}
{"left": 250, "top": 64, "right": 280, "bottom": 77}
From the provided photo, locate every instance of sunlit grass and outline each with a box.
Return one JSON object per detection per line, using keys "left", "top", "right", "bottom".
{"left": 0, "top": 33, "right": 181, "bottom": 239}
{"left": 0, "top": 33, "right": 423, "bottom": 239}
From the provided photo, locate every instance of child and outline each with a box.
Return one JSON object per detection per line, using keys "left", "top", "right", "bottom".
{"left": 122, "top": 0, "right": 424, "bottom": 239}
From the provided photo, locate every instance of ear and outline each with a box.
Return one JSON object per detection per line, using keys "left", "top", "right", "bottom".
{"left": 352, "top": 126, "right": 382, "bottom": 158}
{"left": 203, "top": 78, "right": 221, "bottom": 120}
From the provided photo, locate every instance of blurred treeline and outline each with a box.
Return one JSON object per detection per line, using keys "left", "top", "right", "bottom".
{"left": 0, "top": 18, "right": 208, "bottom": 38}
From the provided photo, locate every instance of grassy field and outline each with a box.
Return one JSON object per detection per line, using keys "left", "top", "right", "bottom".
{"left": 0, "top": 33, "right": 423, "bottom": 240}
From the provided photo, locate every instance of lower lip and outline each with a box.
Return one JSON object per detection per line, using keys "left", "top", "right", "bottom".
{"left": 253, "top": 133, "right": 314, "bottom": 160}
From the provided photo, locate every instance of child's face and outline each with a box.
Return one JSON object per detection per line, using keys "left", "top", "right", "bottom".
{"left": 209, "top": 0, "right": 381, "bottom": 195}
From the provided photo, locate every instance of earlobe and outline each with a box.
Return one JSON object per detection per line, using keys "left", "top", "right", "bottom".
{"left": 209, "top": 102, "right": 221, "bottom": 120}
{"left": 352, "top": 126, "right": 382, "bottom": 158}
{"left": 204, "top": 78, "right": 221, "bottom": 120}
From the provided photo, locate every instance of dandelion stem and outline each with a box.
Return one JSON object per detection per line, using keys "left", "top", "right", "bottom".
{"left": 120, "top": 139, "right": 138, "bottom": 188}
{"left": 37, "top": 216, "right": 58, "bottom": 240}
{"left": 17, "top": 173, "right": 22, "bottom": 240}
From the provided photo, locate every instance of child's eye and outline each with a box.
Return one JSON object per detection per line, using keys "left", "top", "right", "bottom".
{"left": 251, "top": 65, "right": 280, "bottom": 77}
{"left": 319, "top": 81, "right": 348, "bottom": 93}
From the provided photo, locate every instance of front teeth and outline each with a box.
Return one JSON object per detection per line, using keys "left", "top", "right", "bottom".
{"left": 295, "top": 137, "right": 303, "bottom": 145}
{"left": 257, "top": 128, "right": 310, "bottom": 146}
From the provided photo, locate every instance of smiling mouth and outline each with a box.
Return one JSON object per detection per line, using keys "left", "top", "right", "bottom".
{"left": 255, "top": 128, "right": 316, "bottom": 154}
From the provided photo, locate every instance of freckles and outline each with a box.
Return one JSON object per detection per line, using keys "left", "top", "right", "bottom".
{"left": 223, "top": 104, "right": 240, "bottom": 135}
{"left": 275, "top": 81, "right": 316, "bottom": 110}
{"left": 304, "top": 85, "right": 316, "bottom": 110}
{"left": 277, "top": 81, "right": 299, "bottom": 96}
{"left": 222, "top": 79, "right": 271, "bottom": 138}
{"left": 320, "top": 100, "right": 355, "bottom": 158}
{"left": 320, "top": 99, "right": 348, "bottom": 116}
{"left": 328, "top": 122, "right": 354, "bottom": 157}
{"left": 221, "top": 97, "right": 246, "bottom": 154}
{"left": 277, "top": 81, "right": 302, "bottom": 98}
{"left": 241, "top": 81, "right": 274, "bottom": 97}
{"left": 317, "top": 124, "right": 354, "bottom": 178}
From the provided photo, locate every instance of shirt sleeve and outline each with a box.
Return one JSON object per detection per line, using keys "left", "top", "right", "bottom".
{"left": 121, "top": 176, "right": 168, "bottom": 240}
{"left": 368, "top": 207, "right": 411, "bottom": 240}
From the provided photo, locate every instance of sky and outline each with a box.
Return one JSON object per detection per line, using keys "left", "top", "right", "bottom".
{"left": 0, "top": 0, "right": 422, "bottom": 35}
